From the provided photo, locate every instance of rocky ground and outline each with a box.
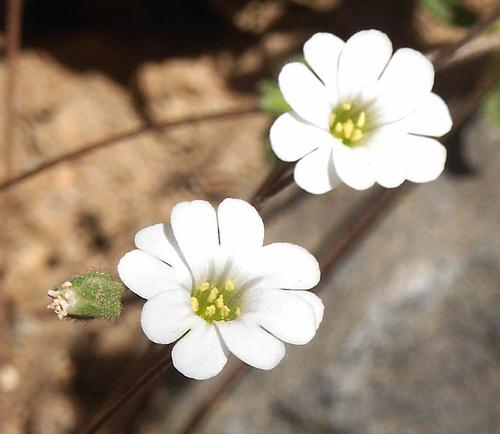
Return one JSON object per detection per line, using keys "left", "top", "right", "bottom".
{"left": 0, "top": 1, "right": 499, "bottom": 433}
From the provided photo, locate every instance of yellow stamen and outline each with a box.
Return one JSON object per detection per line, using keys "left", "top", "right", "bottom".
{"left": 198, "top": 282, "right": 210, "bottom": 292}
{"left": 207, "top": 287, "right": 219, "bottom": 303}
{"left": 205, "top": 305, "right": 216, "bottom": 317}
{"left": 334, "top": 122, "right": 343, "bottom": 134}
{"left": 235, "top": 307, "right": 241, "bottom": 317}
{"left": 356, "top": 111, "right": 366, "bottom": 128}
{"left": 224, "top": 280, "right": 235, "bottom": 292}
{"left": 343, "top": 119, "right": 354, "bottom": 139}
{"left": 191, "top": 297, "right": 199, "bottom": 312}
{"left": 220, "top": 305, "right": 230, "bottom": 319}
{"left": 215, "top": 295, "right": 225, "bottom": 309}
{"left": 341, "top": 102, "right": 352, "bottom": 111}
{"left": 351, "top": 128, "right": 364, "bottom": 142}
{"left": 329, "top": 113, "right": 337, "bottom": 124}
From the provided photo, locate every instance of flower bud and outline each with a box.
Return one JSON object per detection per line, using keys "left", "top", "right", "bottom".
{"left": 47, "top": 270, "right": 124, "bottom": 320}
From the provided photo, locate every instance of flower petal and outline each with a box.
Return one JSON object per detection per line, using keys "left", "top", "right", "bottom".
{"left": 303, "top": 32, "right": 344, "bottom": 103}
{"left": 134, "top": 223, "right": 190, "bottom": 280}
{"left": 405, "top": 135, "right": 447, "bottom": 183}
{"left": 244, "top": 288, "right": 317, "bottom": 345}
{"left": 400, "top": 93, "right": 452, "bottom": 137}
{"left": 337, "top": 29, "right": 393, "bottom": 102}
{"left": 254, "top": 242, "right": 320, "bottom": 290}
{"left": 293, "top": 144, "right": 341, "bottom": 194}
{"left": 376, "top": 48, "right": 435, "bottom": 123}
{"left": 170, "top": 200, "right": 219, "bottom": 278}
{"left": 140, "top": 289, "right": 198, "bottom": 344}
{"left": 369, "top": 129, "right": 410, "bottom": 188}
{"left": 217, "top": 318, "right": 285, "bottom": 370}
{"left": 279, "top": 62, "right": 331, "bottom": 128}
{"left": 332, "top": 143, "right": 375, "bottom": 190}
{"left": 118, "top": 249, "right": 188, "bottom": 299}
{"left": 288, "top": 290, "right": 324, "bottom": 329}
{"left": 172, "top": 322, "right": 228, "bottom": 380}
{"left": 270, "top": 112, "right": 333, "bottom": 162}
{"left": 217, "top": 198, "right": 264, "bottom": 252}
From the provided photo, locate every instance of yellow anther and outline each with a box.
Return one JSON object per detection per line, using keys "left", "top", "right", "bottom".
{"left": 341, "top": 102, "right": 352, "bottom": 111}
{"left": 224, "top": 280, "right": 235, "bottom": 292}
{"left": 329, "top": 113, "right": 337, "bottom": 124}
{"left": 207, "top": 287, "right": 219, "bottom": 303}
{"left": 205, "top": 305, "right": 216, "bottom": 317}
{"left": 220, "top": 305, "right": 231, "bottom": 319}
{"left": 343, "top": 119, "right": 354, "bottom": 139}
{"left": 334, "top": 122, "right": 343, "bottom": 134}
{"left": 191, "top": 297, "right": 199, "bottom": 312}
{"left": 215, "top": 295, "right": 225, "bottom": 309}
{"left": 198, "top": 282, "right": 210, "bottom": 292}
{"left": 351, "top": 128, "right": 364, "bottom": 142}
{"left": 356, "top": 111, "right": 366, "bottom": 128}
{"left": 235, "top": 307, "right": 241, "bottom": 317}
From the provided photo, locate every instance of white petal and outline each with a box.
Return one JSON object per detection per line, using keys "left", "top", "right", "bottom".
{"left": 294, "top": 144, "right": 341, "bottom": 194}
{"left": 400, "top": 93, "right": 452, "bottom": 137}
{"left": 118, "top": 249, "right": 188, "bottom": 299}
{"left": 278, "top": 62, "right": 331, "bottom": 128}
{"left": 288, "top": 290, "right": 324, "bottom": 329}
{"left": 217, "top": 198, "right": 264, "bottom": 252}
{"left": 337, "top": 29, "right": 393, "bottom": 102}
{"left": 376, "top": 48, "right": 435, "bottom": 123}
{"left": 303, "top": 32, "right": 344, "bottom": 103}
{"left": 270, "top": 112, "right": 333, "bottom": 162}
{"left": 405, "top": 135, "right": 447, "bottom": 183}
{"left": 140, "top": 290, "right": 198, "bottom": 344}
{"left": 172, "top": 322, "right": 228, "bottom": 380}
{"left": 217, "top": 318, "right": 285, "bottom": 370}
{"left": 254, "top": 242, "right": 320, "bottom": 290}
{"left": 134, "top": 223, "right": 190, "bottom": 280}
{"left": 244, "top": 288, "right": 317, "bottom": 345}
{"left": 170, "top": 200, "right": 219, "bottom": 278}
{"left": 332, "top": 143, "right": 375, "bottom": 190}
{"left": 369, "top": 130, "right": 409, "bottom": 188}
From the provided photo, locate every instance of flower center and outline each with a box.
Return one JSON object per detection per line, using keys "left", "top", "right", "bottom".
{"left": 329, "top": 102, "right": 368, "bottom": 147}
{"left": 191, "top": 279, "right": 241, "bottom": 323}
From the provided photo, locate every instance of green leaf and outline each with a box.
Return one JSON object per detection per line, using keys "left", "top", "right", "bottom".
{"left": 420, "top": 0, "right": 478, "bottom": 27}
{"left": 258, "top": 80, "right": 291, "bottom": 118}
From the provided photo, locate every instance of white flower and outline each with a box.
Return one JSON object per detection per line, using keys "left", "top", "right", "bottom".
{"left": 118, "top": 198, "right": 323, "bottom": 380}
{"left": 270, "top": 30, "right": 453, "bottom": 193}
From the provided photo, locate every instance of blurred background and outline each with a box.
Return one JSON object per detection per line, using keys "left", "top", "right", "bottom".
{"left": 0, "top": 0, "right": 499, "bottom": 433}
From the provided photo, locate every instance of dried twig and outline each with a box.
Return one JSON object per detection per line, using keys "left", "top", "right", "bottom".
{"left": 0, "top": 106, "right": 261, "bottom": 193}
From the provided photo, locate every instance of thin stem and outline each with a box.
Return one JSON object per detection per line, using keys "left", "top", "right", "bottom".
{"left": 251, "top": 161, "right": 293, "bottom": 210}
